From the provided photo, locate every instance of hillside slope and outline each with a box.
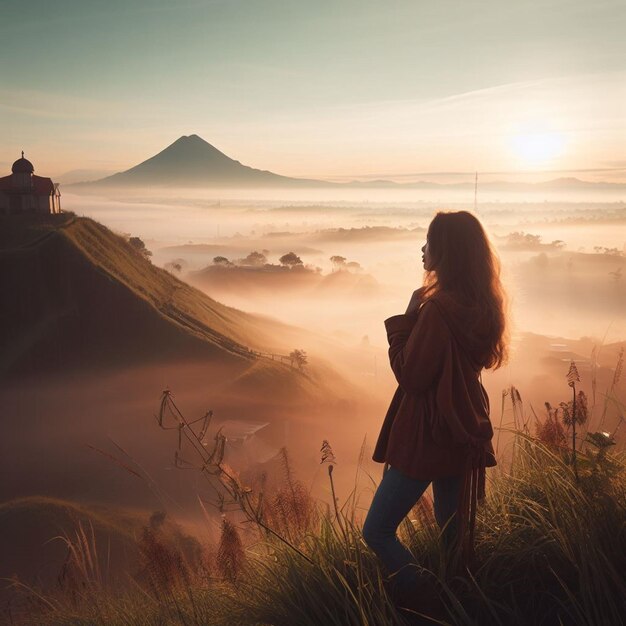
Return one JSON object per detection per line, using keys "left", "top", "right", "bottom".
{"left": 0, "top": 496, "right": 141, "bottom": 594}
{"left": 0, "top": 215, "right": 357, "bottom": 405}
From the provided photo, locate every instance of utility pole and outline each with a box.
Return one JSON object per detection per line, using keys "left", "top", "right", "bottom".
{"left": 474, "top": 171, "right": 478, "bottom": 213}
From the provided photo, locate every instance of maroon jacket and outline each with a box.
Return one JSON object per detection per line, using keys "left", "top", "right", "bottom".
{"left": 373, "top": 290, "right": 497, "bottom": 567}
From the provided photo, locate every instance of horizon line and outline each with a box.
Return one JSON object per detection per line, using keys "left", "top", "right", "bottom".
{"left": 286, "top": 167, "right": 626, "bottom": 181}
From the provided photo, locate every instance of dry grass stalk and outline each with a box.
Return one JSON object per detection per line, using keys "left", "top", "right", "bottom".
{"left": 137, "top": 511, "right": 191, "bottom": 597}
{"left": 590, "top": 344, "right": 598, "bottom": 412}
{"left": 496, "top": 388, "right": 509, "bottom": 454}
{"left": 566, "top": 361, "right": 582, "bottom": 480}
{"left": 55, "top": 520, "right": 105, "bottom": 603}
{"left": 320, "top": 440, "right": 347, "bottom": 542}
{"left": 599, "top": 346, "right": 624, "bottom": 432}
{"left": 510, "top": 385, "right": 529, "bottom": 432}
{"left": 216, "top": 518, "right": 246, "bottom": 583}
{"left": 264, "top": 481, "right": 316, "bottom": 541}
{"left": 156, "top": 389, "right": 314, "bottom": 564}
{"left": 410, "top": 492, "right": 436, "bottom": 527}
{"left": 536, "top": 402, "right": 568, "bottom": 451}
{"left": 274, "top": 447, "right": 316, "bottom": 536}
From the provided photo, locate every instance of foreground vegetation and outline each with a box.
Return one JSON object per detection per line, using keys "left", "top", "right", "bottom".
{"left": 5, "top": 356, "right": 626, "bottom": 626}
{"left": 6, "top": 432, "right": 624, "bottom": 625}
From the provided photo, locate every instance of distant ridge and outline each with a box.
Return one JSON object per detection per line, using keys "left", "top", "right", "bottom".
{"left": 71, "top": 134, "right": 626, "bottom": 191}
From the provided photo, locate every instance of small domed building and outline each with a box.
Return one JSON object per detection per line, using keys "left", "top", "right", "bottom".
{"left": 0, "top": 152, "right": 62, "bottom": 215}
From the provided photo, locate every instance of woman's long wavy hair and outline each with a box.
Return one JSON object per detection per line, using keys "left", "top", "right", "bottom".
{"left": 422, "top": 210, "right": 509, "bottom": 370}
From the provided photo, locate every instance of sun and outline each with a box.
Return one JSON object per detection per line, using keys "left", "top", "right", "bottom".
{"left": 510, "top": 131, "right": 566, "bottom": 166}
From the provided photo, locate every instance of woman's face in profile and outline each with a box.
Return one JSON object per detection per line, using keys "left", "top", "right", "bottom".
{"left": 421, "top": 239, "right": 434, "bottom": 271}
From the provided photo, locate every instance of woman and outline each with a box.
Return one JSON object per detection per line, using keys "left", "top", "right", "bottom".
{"left": 363, "top": 210, "right": 509, "bottom": 609}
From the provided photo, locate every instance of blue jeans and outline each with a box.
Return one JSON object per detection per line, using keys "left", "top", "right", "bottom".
{"left": 362, "top": 465, "right": 462, "bottom": 597}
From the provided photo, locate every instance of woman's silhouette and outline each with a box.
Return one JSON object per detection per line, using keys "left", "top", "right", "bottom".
{"left": 363, "top": 210, "right": 509, "bottom": 612}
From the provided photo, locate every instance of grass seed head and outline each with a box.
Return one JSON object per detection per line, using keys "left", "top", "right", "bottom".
{"left": 567, "top": 360, "right": 580, "bottom": 388}
{"left": 216, "top": 518, "right": 246, "bottom": 583}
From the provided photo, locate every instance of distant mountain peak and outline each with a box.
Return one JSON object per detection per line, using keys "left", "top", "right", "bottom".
{"left": 174, "top": 133, "right": 208, "bottom": 145}
{"left": 87, "top": 133, "right": 321, "bottom": 188}
{"left": 161, "top": 134, "right": 225, "bottom": 155}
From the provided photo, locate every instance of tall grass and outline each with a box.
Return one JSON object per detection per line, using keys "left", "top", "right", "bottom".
{"left": 10, "top": 426, "right": 625, "bottom": 626}
{"left": 7, "top": 367, "right": 626, "bottom": 626}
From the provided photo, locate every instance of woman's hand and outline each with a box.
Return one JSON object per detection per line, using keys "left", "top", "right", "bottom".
{"left": 405, "top": 287, "right": 426, "bottom": 314}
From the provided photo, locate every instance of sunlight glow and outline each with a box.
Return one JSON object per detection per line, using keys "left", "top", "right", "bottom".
{"left": 511, "top": 131, "right": 566, "bottom": 166}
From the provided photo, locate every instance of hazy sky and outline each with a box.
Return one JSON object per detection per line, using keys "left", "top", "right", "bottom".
{"left": 1, "top": 0, "right": 625, "bottom": 181}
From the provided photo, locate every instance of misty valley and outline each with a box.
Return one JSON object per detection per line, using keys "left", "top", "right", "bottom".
{"left": 2, "top": 183, "right": 624, "bottom": 623}
{"left": 1, "top": 137, "right": 624, "bottom": 625}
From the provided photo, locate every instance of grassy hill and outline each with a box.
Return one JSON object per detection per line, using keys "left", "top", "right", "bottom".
{"left": 0, "top": 496, "right": 140, "bottom": 592}
{"left": 0, "top": 496, "right": 205, "bottom": 606}
{"left": 0, "top": 214, "right": 356, "bottom": 405}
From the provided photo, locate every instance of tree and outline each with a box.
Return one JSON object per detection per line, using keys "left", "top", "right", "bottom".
{"left": 593, "top": 246, "right": 620, "bottom": 255}
{"left": 507, "top": 231, "right": 541, "bottom": 247}
{"left": 241, "top": 251, "right": 267, "bottom": 266}
{"left": 128, "top": 236, "right": 152, "bottom": 260}
{"left": 330, "top": 255, "right": 346, "bottom": 271}
{"left": 279, "top": 252, "right": 303, "bottom": 267}
{"left": 289, "top": 349, "right": 308, "bottom": 371}
{"left": 165, "top": 261, "right": 183, "bottom": 273}
{"left": 213, "top": 256, "right": 232, "bottom": 266}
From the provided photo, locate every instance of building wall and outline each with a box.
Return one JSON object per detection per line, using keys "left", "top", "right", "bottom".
{"left": 0, "top": 192, "right": 56, "bottom": 215}
{"left": 37, "top": 195, "right": 51, "bottom": 213}
{"left": 12, "top": 172, "right": 32, "bottom": 190}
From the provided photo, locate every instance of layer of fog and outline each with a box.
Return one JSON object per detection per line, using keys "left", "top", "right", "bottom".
{"left": 63, "top": 191, "right": 626, "bottom": 343}
{"left": 56, "top": 186, "right": 625, "bottom": 494}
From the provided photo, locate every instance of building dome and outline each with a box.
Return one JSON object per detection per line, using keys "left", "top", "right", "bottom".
{"left": 12, "top": 152, "right": 34, "bottom": 174}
